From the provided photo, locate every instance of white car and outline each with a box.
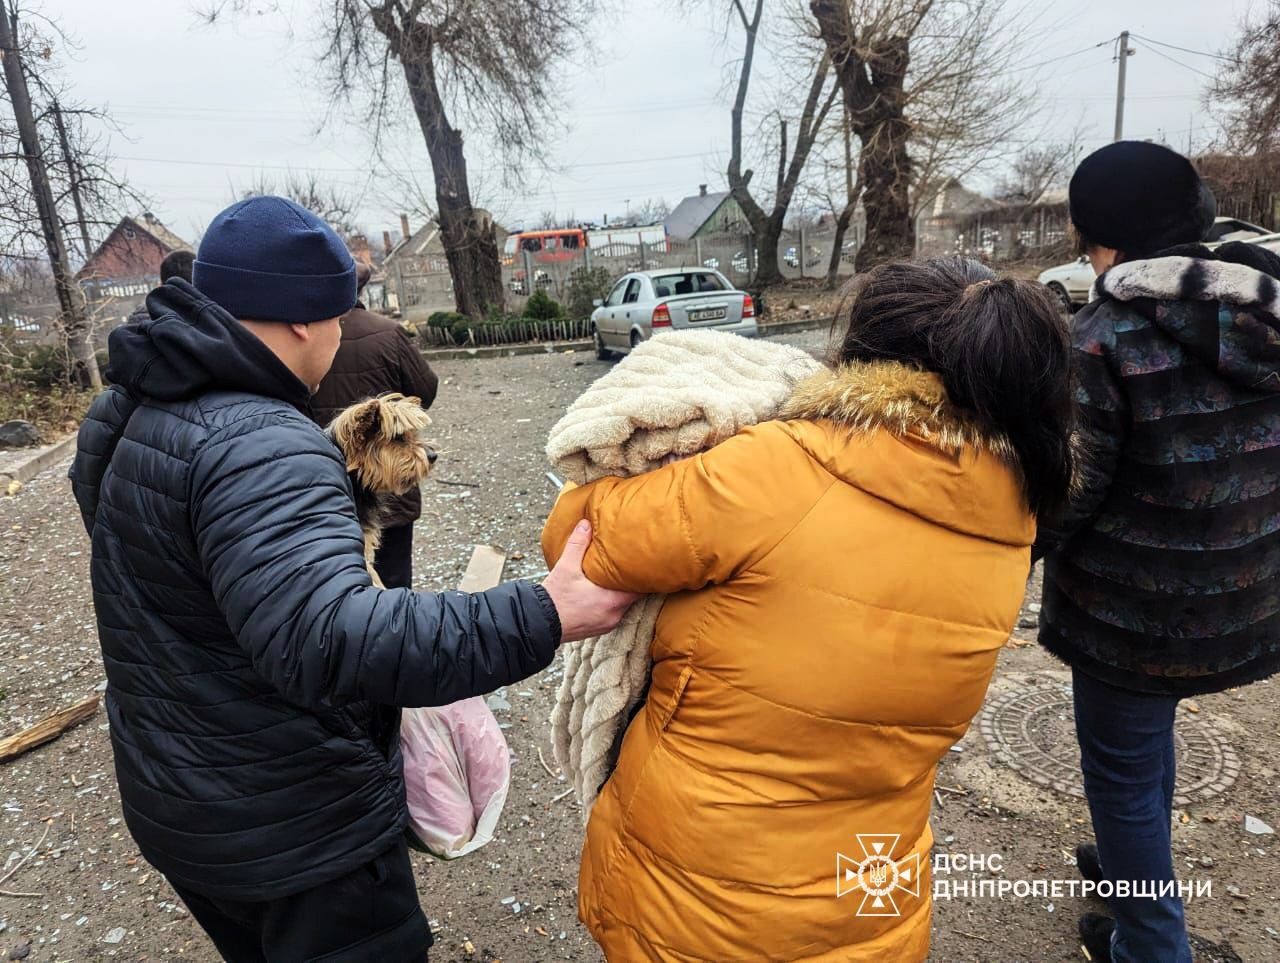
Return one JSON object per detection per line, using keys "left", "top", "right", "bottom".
{"left": 589, "top": 268, "right": 757, "bottom": 359}
{"left": 1038, "top": 217, "right": 1273, "bottom": 312}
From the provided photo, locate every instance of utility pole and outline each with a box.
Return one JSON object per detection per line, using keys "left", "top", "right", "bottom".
{"left": 0, "top": 3, "right": 99, "bottom": 388}
{"left": 1113, "top": 31, "right": 1134, "bottom": 142}
{"left": 52, "top": 99, "right": 94, "bottom": 260}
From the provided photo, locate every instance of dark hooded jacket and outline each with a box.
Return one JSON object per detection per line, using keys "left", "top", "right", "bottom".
{"left": 69, "top": 279, "right": 560, "bottom": 900}
{"left": 1037, "top": 242, "right": 1280, "bottom": 696}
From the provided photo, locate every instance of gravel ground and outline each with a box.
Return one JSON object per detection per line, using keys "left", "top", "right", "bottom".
{"left": 1, "top": 329, "right": 1277, "bottom": 962}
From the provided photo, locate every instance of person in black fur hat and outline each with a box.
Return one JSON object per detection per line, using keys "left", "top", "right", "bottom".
{"left": 1037, "top": 142, "right": 1280, "bottom": 962}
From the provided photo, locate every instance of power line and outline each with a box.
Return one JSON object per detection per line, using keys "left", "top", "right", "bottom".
{"left": 1132, "top": 40, "right": 1219, "bottom": 81}
{"left": 115, "top": 149, "right": 718, "bottom": 175}
{"left": 997, "top": 37, "right": 1117, "bottom": 76}
{"left": 1129, "top": 33, "right": 1238, "bottom": 63}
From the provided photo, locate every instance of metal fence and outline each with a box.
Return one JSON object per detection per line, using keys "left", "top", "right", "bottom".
{"left": 916, "top": 204, "right": 1071, "bottom": 263}
{"left": 388, "top": 208, "right": 1070, "bottom": 322}
{"left": 390, "top": 225, "right": 867, "bottom": 320}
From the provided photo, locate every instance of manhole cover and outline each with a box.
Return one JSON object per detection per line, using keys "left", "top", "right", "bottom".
{"left": 978, "top": 679, "right": 1240, "bottom": 806}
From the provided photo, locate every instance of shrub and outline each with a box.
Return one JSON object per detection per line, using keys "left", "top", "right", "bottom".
{"left": 565, "top": 266, "right": 614, "bottom": 319}
{"left": 426, "top": 310, "right": 467, "bottom": 330}
{"left": 2, "top": 344, "right": 110, "bottom": 389}
{"left": 485, "top": 305, "right": 515, "bottom": 327}
{"left": 523, "top": 289, "right": 565, "bottom": 321}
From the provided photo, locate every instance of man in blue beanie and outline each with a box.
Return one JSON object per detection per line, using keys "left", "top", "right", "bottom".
{"left": 69, "top": 196, "right": 634, "bottom": 962}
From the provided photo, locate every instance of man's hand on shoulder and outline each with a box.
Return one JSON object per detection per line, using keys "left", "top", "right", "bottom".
{"left": 541, "top": 521, "right": 638, "bottom": 643}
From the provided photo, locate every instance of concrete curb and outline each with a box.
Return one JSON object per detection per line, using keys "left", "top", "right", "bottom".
{"left": 761, "top": 315, "right": 835, "bottom": 336}
{"left": 421, "top": 341, "right": 592, "bottom": 361}
{"left": 0, "top": 433, "right": 77, "bottom": 489}
{"left": 419, "top": 316, "right": 835, "bottom": 362}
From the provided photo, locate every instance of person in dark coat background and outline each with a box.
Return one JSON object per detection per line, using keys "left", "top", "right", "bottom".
{"left": 127, "top": 249, "right": 194, "bottom": 326}
{"left": 69, "top": 196, "right": 634, "bottom": 963}
{"left": 1036, "top": 142, "right": 1280, "bottom": 963}
{"left": 310, "top": 261, "right": 438, "bottom": 588}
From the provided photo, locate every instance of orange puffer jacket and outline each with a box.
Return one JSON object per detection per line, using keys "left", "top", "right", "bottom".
{"left": 542, "top": 361, "right": 1035, "bottom": 962}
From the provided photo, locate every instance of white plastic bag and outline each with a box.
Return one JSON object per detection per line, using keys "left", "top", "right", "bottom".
{"left": 400, "top": 697, "right": 511, "bottom": 859}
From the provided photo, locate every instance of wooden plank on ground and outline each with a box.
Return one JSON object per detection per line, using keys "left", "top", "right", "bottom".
{"left": 458, "top": 545, "right": 507, "bottom": 592}
{"left": 0, "top": 694, "right": 100, "bottom": 763}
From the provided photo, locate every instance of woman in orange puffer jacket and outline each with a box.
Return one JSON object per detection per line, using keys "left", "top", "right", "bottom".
{"left": 543, "top": 257, "right": 1075, "bottom": 961}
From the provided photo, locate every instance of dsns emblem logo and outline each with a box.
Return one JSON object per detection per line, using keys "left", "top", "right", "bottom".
{"left": 836, "top": 834, "right": 920, "bottom": 917}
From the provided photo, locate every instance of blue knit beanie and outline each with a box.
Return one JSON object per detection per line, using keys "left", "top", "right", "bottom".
{"left": 193, "top": 196, "right": 357, "bottom": 324}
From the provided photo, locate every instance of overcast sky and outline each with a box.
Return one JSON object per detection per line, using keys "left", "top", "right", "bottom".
{"left": 33, "top": 0, "right": 1252, "bottom": 246}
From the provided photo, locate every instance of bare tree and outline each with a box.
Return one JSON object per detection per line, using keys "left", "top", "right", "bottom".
{"left": 810, "top": 0, "right": 1039, "bottom": 270}
{"left": 234, "top": 171, "right": 363, "bottom": 240}
{"left": 0, "top": 2, "right": 144, "bottom": 387}
{"left": 994, "top": 142, "right": 1075, "bottom": 206}
{"left": 1211, "top": 1, "right": 1280, "bottom": 156}
{"left": 1208, "top": 1, "right": 1280, "bottom": 228}
{"left": 807, "top": 104, "right": 863, "bottom": 288}
{"left": 205, "top": 1, "right": 596, "bottom": 321}
{"left": 724, "top": 0, "right": 840, "bottom": 286}
{"left": 627, "top": 197, "right": 671, "bottom": 226}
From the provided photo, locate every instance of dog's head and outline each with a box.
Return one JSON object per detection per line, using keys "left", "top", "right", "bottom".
{"left": 327, "top": 393, "right": 436, "bottom": 495}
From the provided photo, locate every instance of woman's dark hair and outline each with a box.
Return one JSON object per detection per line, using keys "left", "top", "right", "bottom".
{"left": 1071, "top": 222, "right": 1125, "bottom": 263}
{"left": 832, "top": 256, "right": 1074, "bottom": 517}
{"left": 159, "top": 250, "right": 195, "bottom": 284}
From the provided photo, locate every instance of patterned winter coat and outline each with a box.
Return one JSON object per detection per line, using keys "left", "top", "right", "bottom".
{"left": 1037, "top": 242, "right": 1280, "bottom": 696}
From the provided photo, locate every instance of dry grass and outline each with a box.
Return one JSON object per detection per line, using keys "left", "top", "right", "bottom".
{"left": 0, "top": 382, "right": 94, "bottom": 442}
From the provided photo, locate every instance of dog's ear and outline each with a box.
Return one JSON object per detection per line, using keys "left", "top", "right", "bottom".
{"left": 353, "top": 398, "right": 382, "bottom": 443}
{"left": 329, "top": 397, "right": 383, "bottom": 455}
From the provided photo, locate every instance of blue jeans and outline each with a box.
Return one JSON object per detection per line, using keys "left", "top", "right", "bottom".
{"left": 1072, "top": 668, "right": 1192, "bottom": 962}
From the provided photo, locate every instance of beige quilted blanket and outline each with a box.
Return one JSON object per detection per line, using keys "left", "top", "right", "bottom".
{"left": 545, "top": 329, "right": 821, "bottom": 818}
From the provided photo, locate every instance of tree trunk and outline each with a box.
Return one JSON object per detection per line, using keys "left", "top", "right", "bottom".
{"left": 0, "top": 6, "right": 99, "bottom": 389}
{"left": 753, "top": 215, "right": 785, "bottom": 287}
{"left": 825, "top": 198, "right": 856, "bottom": 289}
{"left": 396, "top": 26, "right": 503, "bottom": 321}
{"left": 810, "top": 2, "right": 915, "bottom": 273}
{"left": 854, "top": 115, "right": 914, "bottom": 272}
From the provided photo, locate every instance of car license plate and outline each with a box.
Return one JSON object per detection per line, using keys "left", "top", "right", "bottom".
{"left": 689, "top": 307, "right": 727, "bottom": 322}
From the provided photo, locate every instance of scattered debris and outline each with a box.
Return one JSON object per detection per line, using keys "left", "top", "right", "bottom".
{"left": 536, "top": 747, "right": 559, "bottom": 779}
{"left": 486, "top": 692, "right": 511, "bottom": 713}
{"left": 1244, "top": 815, "right": 1274, "bottom": 836}
{"left": 0, "top": 823, "right": 49, "bottom": 892}
{"left": 0, "top": 695, "right": 99, "bottom": 762}
{"left": 102, "top": 927, "right": 126, "bottom": 945}
{"left": 457, "top": 545, "right": 507, "bottom": 593}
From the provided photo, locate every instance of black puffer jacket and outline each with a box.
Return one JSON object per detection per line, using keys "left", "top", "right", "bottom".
{"left": 70, "top": 279, "right": 560, "bottom": 900}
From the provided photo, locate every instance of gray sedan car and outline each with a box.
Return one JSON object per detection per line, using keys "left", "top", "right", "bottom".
{"left": 589, "top": 268, "right": 757, "bottom": 359}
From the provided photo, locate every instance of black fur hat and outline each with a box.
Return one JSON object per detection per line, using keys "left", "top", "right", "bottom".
{"left": 1069, "top": 141, "right": 1217, "bottom": 258}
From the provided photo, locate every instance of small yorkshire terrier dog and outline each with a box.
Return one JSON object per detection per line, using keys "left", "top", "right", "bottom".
{"left": 327, "top": 392, "right": 436, "bottom": 587}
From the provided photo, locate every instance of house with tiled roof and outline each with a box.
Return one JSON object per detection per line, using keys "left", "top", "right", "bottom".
{"left": 77, "top": 213, "right": 193, "bottom": 302}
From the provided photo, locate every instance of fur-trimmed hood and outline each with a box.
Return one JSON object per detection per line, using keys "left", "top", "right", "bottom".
{"left": 780, "top": 361, "right": 1033, "bottom": 545}
{"left": 1095, "top": 241, "right": 1280, "bottom": 392}
{"left": 780, "top": 360, "right": 1016, "bottom": 460}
